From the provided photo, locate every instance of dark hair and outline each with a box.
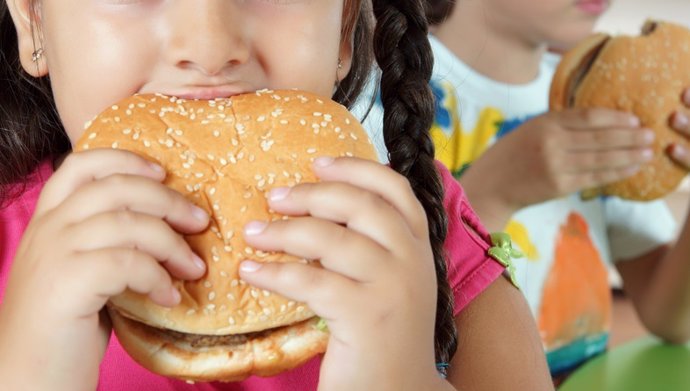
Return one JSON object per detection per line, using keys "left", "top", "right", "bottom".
{"left": 425, "top": 0, "right": 456, "bottom": 26}
{"left": 0, "top": 1, "right": 70, "bottom": 205}
{"left": 371, "top": 0, "right": 457, "bottom": 365}
{"left": 0, "top": 0, "right": 457, "bottom": 365}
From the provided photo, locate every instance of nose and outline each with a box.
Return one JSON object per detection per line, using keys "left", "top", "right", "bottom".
{"left": 165, "top": 0, "right": 250, "bottom": 76}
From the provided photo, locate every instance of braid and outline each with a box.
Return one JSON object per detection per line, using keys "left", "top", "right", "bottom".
{"left": 372, "top": 0, "right": 457, "bottom": 365}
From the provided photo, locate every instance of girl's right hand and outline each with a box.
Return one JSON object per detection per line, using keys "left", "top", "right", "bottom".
{"left": 0, "top": 149, "right": 209, "bottom": 391}
{"left": 461, "top": 108, "right": 654, "bottom": 228}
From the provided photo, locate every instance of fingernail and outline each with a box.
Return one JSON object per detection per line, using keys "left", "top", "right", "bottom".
{"left": 629, "top": 116, "right": 641, "bottom": 127}
{"left": 642, "top": 149, "right": 654, "bottom": 160}
{"left": 269, "top": 187, "right": 291, "bottom": 202}
{"left": 191, "top": 205, "right": 208, "bottom": 221}
{"left": 192, "top": 254, "right": 206, "bottom": 271}
{"left": 643, "top": 130, "right": 656, "bottom": 143}
{"left": 314, "top": 156, "right": 335, "bottom": 167}
{"left": 674, "top": 113, "right": 689, "bottom": 129}
{"left": 240, "top": 260, "right": 262, "bottom": 273}
{"left": 671, "top": 145, "right": 687, "bottom": 159}
{"left": 245, "top": 221, "right": 267, "bottom": 236}
{"left": 148, "top": 161, "right": 164, "bottom": 173}
{"left": 170, "top": 287, "right": 181, "bottom": 305}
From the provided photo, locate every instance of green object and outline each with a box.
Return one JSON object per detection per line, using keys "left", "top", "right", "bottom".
{"left": 315, "top": 318, "right": 329, "bottom": 332}
{"left": 560, "top": 337, "right": 690, "bottom": 391}
{"left": 487, "top": 232, "right": 523, "bottom": 288}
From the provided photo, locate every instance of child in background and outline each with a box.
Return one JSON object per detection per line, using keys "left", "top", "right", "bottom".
{"left": 0, "top": 1, "right": 553, "bottom": 390}
{"left": 362, "top": 0, "right": 690, "bottom": 383}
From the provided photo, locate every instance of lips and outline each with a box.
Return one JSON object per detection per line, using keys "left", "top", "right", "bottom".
{"left": 167, "top": 85, "right": 252, "bottom": 100}
{"left": 576, "top": 0, "right": 609, "bottom": 16}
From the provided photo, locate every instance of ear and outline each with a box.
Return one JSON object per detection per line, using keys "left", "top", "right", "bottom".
{"left": 337, "top": 42, "right": 354, "bottom": 82}
{"left": 6, "top": 0, "right": 48, "bottom": 77}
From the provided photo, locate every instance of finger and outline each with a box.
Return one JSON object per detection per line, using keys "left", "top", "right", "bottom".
{"left": 243, "top": 217, "right": 387, "bottom": 282}
{"left": 55, "top": 174, "right": 208, "bottom": 234}
{"left": 66, "top": 211, "right": 206, "bottom": 280}
{"left": 560, "top": 107, "right": 640, "bottom": 129}
{"left": 569, "top": 165, "right": 642, "bottom": 190}
{"left": 668, "top": 144, "right": 690, "bottom": 169}
{"left": 40, "top": 149, "right": 165, "bottom": 213}
{"left": 67, "top": 248, "right": 180, "bottom": 316}
{"left": 267, "top": 181, "right": 414, "bottom": 251}
{"left": 683, "top": 88, "right": 690, "bottom": 107}
{"left": 238, "top": 260, "right": 357, "bottom": 319}
{"left": 561, "top": 148, "right": 653, "bottom": 173}
{"left": 671, "top": 112, "right": 690, "bottom": 136}
{"left": 309, "top": 157, "right": 428, "bottom": 239}
{"left": 565, "top": 127, "right": 655, "bottom": 151}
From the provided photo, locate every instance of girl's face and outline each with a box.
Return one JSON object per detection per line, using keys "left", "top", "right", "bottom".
{"left": 484, "top": 0, "right": 611, "bottom": 49}
{"left": 10, "top": 0, "right": 352, "bottom": 144}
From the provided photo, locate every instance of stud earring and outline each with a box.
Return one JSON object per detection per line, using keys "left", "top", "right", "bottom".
{"left": 337, "top": 58, "right": 343, "bottom": 70}
{"left": 31, "top": 48, "right": 44, "bottom": 62}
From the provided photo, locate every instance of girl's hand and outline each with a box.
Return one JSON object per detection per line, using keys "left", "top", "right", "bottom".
{"left": 0, "top": 149, "right": 209, "bottom": 391}
{"left": 461, "top": 108, "right": 652, "bottom": 225}
{"left": 668, "top": 88, "right": 690, "bottom": 168}
{"left": 239, "top": 157, "right": 445, "bottom": 391}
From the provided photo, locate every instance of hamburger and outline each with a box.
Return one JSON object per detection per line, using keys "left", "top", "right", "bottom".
{"left": 74, "top": 89, "right": 378, "bottom": 382}
{"left": 550, "top": 20, "right": 690, "bottom": 201}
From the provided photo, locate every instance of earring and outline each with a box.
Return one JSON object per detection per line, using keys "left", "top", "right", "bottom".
{"left": 337, "top": 58, "right": 343, "bottom": 70}
{"left": 31, "top": 48, "right": 44, "bottom": 62}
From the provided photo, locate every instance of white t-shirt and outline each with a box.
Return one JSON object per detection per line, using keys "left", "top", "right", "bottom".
{"left": 355, "top": 35, "right": 677, "bottom": 376}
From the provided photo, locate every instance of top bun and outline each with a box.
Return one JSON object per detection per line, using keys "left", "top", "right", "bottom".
{"left": 75, "top": 89, "right": 378, "bottom": 335}
{"left": 550, "top": 20, "right": 690, "bottom": 201}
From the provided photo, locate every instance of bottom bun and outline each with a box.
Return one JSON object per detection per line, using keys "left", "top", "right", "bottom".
{"left": 109, "top": 308, "right": 328, "bottom": 382}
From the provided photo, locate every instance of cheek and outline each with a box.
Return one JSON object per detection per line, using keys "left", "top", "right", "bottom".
{"left": 255, "top": 11, "right": 343, "bottom": 97}
{"left": 41, "top": 4, "right": 156, "bottom": 145}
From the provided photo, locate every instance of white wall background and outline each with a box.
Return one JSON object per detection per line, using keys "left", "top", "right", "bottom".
{"left": 596, "top": 0, "right": 690, "bottom": 34}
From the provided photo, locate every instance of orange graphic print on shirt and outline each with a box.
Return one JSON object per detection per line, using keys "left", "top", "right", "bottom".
{"left": 538, "top": 212, "right": 611, "bottom": 349}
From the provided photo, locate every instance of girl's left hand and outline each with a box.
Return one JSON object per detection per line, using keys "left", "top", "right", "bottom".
{"left": 668, "top": 88, "right": 690, "bottom": 168}
{"left": 239, "top": 157, "right": 446, "bottom": 391}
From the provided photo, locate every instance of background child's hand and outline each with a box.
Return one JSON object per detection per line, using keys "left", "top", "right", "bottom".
{"left": 461, "top": 108, "right": 653, "bottom": 227}
{"left": 0, "top": 149, "right": 208, "bottom": 391}
{"left": 240, "top": 157, "right": 445, "bottom": 391}
{"left": 668, "top": 88, "right": 690, "bottom": 168}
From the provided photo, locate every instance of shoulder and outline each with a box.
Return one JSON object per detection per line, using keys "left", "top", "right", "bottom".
{"left": 435, "top": 162, "right": 507, "bottom": 314}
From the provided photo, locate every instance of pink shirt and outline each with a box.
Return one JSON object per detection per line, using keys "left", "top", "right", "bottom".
{"left": 0, "top": 160, "right": 504, "bottom": 391}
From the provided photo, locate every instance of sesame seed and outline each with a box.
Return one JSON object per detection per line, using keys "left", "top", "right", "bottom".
{"left": 111, "top": 142, "right": 119, "bottom": 149}
{"left": 208, "top": 292, "right": 216, "bottom": 301}
{"left": 307, "top": 148, "right": 317, "bottom": 154}
{"left": 88, "top": 132, "right": 97, "bottom": 139}
{"left": 313, "top": 112, "right": 323, "bottom": 117}
{"left": 186, "top": 309, "right": 196, "bottom": 316}
{"left": 204, "top": 281, "right": 212, "bottom": 288}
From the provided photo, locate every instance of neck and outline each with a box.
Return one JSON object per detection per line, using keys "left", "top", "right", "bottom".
{"left": 434, "top": 2, "right": 547, "bottom": 84}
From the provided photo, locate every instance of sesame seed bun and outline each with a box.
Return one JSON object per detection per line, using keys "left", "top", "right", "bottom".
{"left": 74, "top": 89, "right": 378, "bottom": 381}
{"left": 550, "top": 20, "right": 690, "bottom": 201}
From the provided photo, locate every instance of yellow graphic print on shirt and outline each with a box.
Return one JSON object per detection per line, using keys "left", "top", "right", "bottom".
{"left": 429, "top": 80, "right": 539, "bottom": 261}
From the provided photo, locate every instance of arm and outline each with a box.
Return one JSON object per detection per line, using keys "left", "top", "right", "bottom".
{"left": 617, "top": 91, "right": 690, "bottom": 344}
{"left": 617, "top": 222, "right": 690, "bottom": 344}
{"left": 447, "top": 277, "right": 555, "bottom": 391}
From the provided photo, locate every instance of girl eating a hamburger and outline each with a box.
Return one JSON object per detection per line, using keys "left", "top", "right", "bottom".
{"left": 0, "top": 1, "right": 552, "bottom": 391}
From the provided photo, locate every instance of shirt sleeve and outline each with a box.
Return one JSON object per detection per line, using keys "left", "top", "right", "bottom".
{"left": 604, "top": 197, "right": 677, "bottom": 262}
{"left": 436, "top": 161, "right": 506, "bottom": 315}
